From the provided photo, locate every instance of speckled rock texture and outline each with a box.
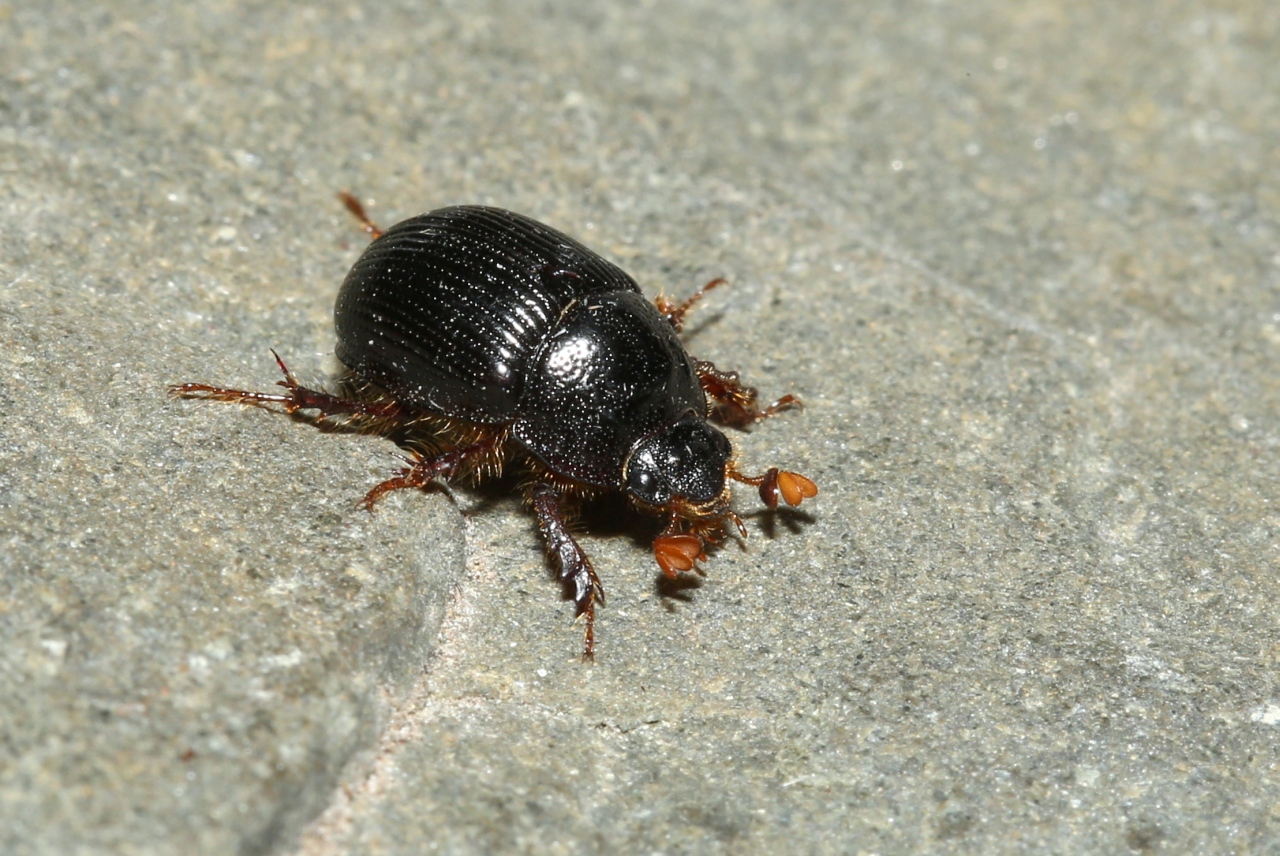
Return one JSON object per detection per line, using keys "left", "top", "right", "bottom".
{"left": 2, "top": 1, "right": 1277, "bottom": 853}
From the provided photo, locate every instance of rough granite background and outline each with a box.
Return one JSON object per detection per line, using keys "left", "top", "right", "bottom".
{"left": 2, "top": 0, "right": 1277, "bottom": 853}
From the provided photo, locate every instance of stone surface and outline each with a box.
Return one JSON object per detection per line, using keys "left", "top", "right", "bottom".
{"left": 2, "top": 0, "right": 1277, "bottom": 853}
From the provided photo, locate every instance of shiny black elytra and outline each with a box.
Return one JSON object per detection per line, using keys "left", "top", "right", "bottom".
{"left": 171, "top": 194, "right": 816, "bottom": 658}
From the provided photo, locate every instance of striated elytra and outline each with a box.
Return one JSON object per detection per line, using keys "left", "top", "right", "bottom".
{"left": 171, "top": 195, "right": 817, "bottom": 658}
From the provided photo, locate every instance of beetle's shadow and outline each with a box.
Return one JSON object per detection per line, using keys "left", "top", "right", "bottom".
{"left": 575, "top": 498, "right": 701, "bottom": 603}
{"left": 744, "top": 506, "right": 816, "bottom": 539}
{"left": 454, "top": 470, "right": 526, "bottom": 516}
{"left": 295, "top": 414, "right": 425, "bottom": 452}
{"left": 678, "top": 309, "right": 725, "bottom": 344}
{"left": 276, "top": 397, "right": 816, "bottom": 608}
{"left": 576, "top": 496, "right": 817, "bottom": 604}
{"left": 270, "top": 404, "right": 519, "bottom": 517}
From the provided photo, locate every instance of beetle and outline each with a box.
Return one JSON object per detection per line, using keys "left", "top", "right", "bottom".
{"left": 171, "top": 194, "right": 816, "bottom": 658}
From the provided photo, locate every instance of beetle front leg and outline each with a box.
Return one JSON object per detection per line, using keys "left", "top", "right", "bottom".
{"left": 170, "top": 349, "right": 409, "bottom": 423}
{"left": 695, "top": 359, "right": 802, "bottom": 428}
{"left": 530, "top": 482, "right": 603, "bottom": 660}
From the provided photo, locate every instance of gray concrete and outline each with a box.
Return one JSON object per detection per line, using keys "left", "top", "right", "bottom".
{"left": 2, "top": 1, "right": 1277, "bottom": 853}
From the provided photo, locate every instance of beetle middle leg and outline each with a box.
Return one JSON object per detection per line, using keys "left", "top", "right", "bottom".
{"left": 359, "top": 433, "right": 506, "bottom": 510}
{"left": 694, "top": 360, "right": 802, "bottom": 428}
{"left": 656, "top": 277, "right": 726, "bottom": 331}
{"left": 530, "top": 482, "right": 603, "bottom": 660}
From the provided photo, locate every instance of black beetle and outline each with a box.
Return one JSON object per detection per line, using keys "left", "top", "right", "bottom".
{"left": 171, "top": 194, "right": 816, "bottom": 658}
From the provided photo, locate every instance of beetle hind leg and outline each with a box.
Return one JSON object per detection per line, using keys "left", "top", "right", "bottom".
{"left": 695, "top": 359, "right": 802, "bottom": 428}
{"left": 337, "top": 191, "right": 384, "bottom": 240}
{"left": 531, "top": 483, "right": 603, "bottom": 660}
{"left": 170, "top": 350, "right": 409, "bottom": 423}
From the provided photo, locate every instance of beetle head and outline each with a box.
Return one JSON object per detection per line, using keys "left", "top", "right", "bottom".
{"left": 624, "top": 416, "right": 731, "bottom": 511}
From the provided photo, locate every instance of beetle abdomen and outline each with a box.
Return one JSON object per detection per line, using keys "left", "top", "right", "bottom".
{"left": 335, "top": 206, "right": 641, "bottom": 423}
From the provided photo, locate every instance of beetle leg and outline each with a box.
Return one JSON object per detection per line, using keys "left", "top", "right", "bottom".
{"left": 531, "top": 482, "right": 603, "bottom": 660}
{"left": 337, "top": 191, "right": 384, "bottom": 240}
{"left": 170, "top": 350, "right": 409, "bottom": 422}
{"left": 360, "top": 434, "right": 504, "bottom": 510}
{"left": 694, "top": 359, "right": 803, "bottom": 428}
{"left": 655, "top": 277, "right": 726, "bottom": 331}
{"left": 653, "top": 533, "right": 707, "bottom": 578}
{"left": 730, "top": 466, "right": 818, "bottom": 510}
